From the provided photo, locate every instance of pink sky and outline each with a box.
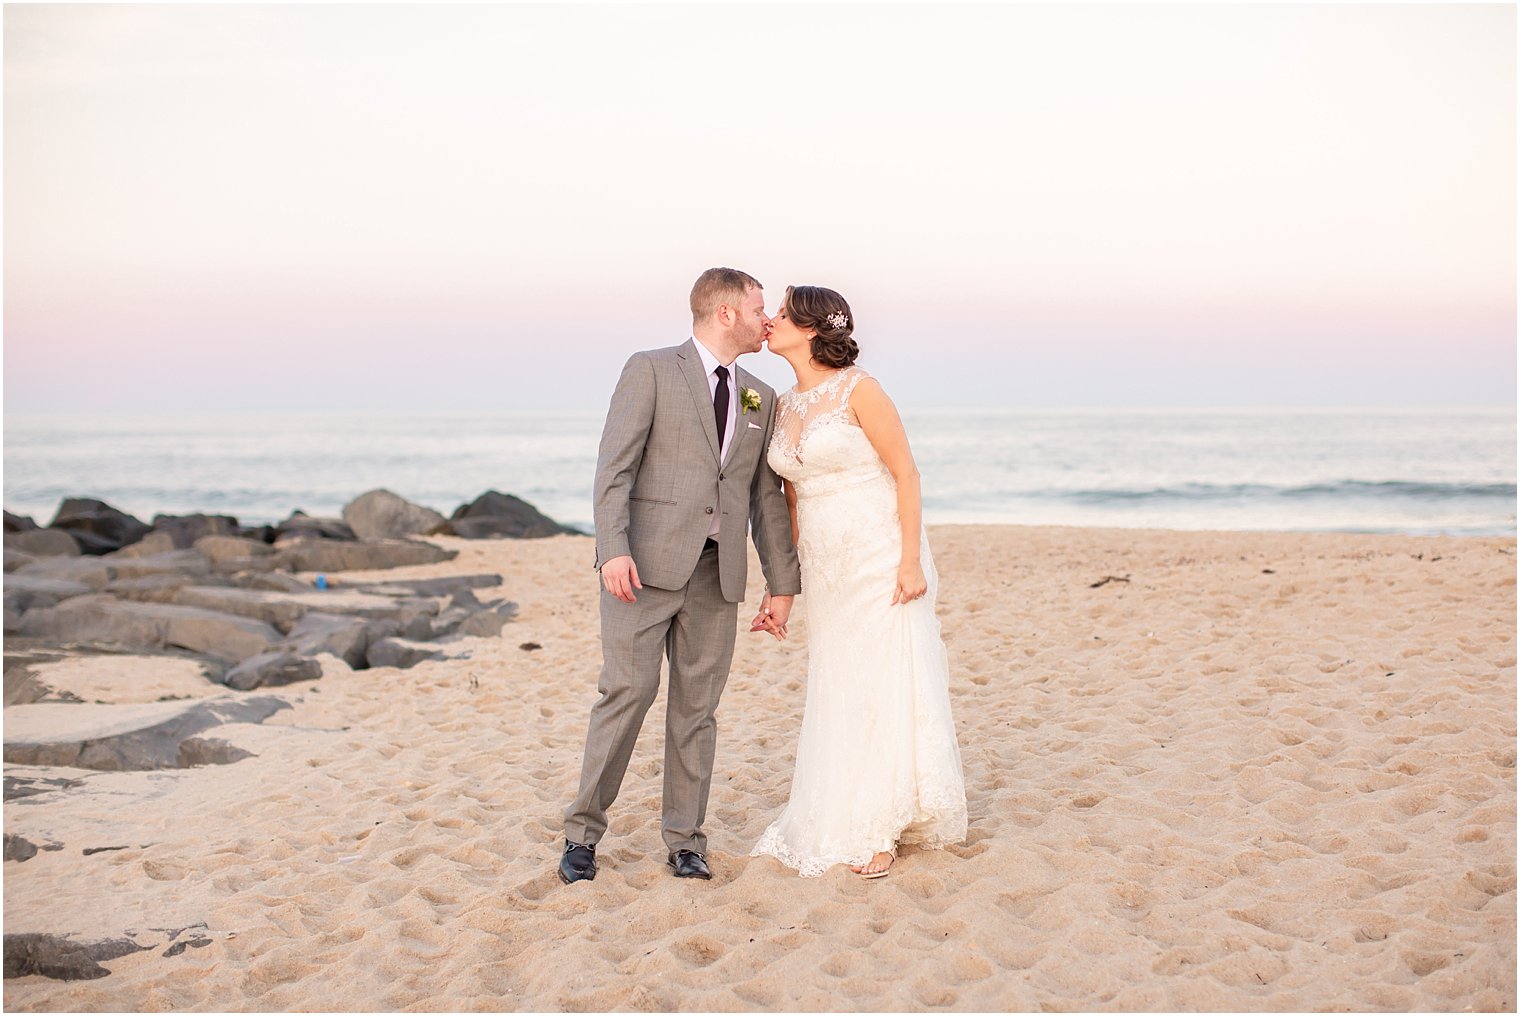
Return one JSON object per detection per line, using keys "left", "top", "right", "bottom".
{"left": 4, "top": 4, "right": 1514, "bottom": 412}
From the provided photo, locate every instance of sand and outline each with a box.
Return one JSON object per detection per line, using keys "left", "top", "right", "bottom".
{"left": 4, "top": 526, "right": 1515, "bottom": 1011}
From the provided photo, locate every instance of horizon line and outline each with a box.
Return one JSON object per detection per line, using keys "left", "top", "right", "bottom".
{"left": 3, "top": 403, "right": 1516, "bottom": 420}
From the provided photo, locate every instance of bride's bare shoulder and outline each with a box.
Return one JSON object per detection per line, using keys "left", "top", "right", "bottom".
{"left": 845, "top": 367, "right": 888, "bottom": 403}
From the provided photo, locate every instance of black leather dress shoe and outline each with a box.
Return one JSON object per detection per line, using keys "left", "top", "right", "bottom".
{"left": 667, "top": 849, "right": 711, "bottom": 880}
{"left": 559, "top": 840, "right": 597, "bottom": 884}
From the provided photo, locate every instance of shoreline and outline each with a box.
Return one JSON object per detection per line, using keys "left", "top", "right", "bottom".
{"left": 5, "top": 525, "right": 1515, "bottom": 1011}
{"left": 929, "top": 521, "right": 1517, "bottom": 538}
{"left": 5, "top": 503, "right": 1514, "bottom": 541}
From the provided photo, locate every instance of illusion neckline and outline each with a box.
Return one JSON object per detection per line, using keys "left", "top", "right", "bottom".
{"left": 788, "top": 367, "right": 855, "bottom": 396}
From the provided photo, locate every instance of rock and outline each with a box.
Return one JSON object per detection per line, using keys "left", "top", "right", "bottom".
{"left": 105, "top": 573, "right": 214, "bottom": 604}
{"left": 108, "top": 550, "right": 213, "bottom": 580}
{"left": 193, "top": 535, "right": 275, "bottom": 566}
{"left": 4, "top": 654, "right": 59, "bottom": 706}
{"left": 172, "top": 587, "right": 308, "bottom": 633}
{"left": 5, "top": 548, "right": 38, "bottom": 573}
{"left": 279, "top": 613, "right": 392, "bottom": 669}
{"left": 341, "top": 489, "right": 447, "bottom": 542}
{"left": 220, "top": 652, "right": 321, "bottom": 691}
{"left": 237, "top": 524, "right": 278, "bottom": 544}
{"left": 448, "top": 588, "right": 485, "bottom": 610}
{"left": 351, "top": 574, "right": 504, "bottom": 598}
{"left": 427, "top": 606, "right": 472, "bottom": 638}
{"left": 56, "top": 528, "right": 124, "bottom": 555}
{"left": 175, "top": 738, "right": 253, "bottom": 766}
{"left": 424, "top": 593, "right": 516, "bottom": 635}
{"left": 18, "top": 596, "right": 280, "bottom": 662}
{"left": 105, "top": 532, "right": 176, "bottom": 559}
{"left": 434, "top": 518, "right": 506, "bottom": 540}
{"left": 149, "top": 513, "right": 239, "bottom": 549}
{"left": 159, "top": 927, "right": 215, "bottom": 958}
{"left": 274, "top": 539, "right": 455, "bottom": 573}
{"left": 14, "top": 557, "right": 114, "bottom": 590}
{"left": 167, "top": 609, "right": 279, "bottom": 661}
{"left": 403, "top": 613, "right": 437, "bottom": 640}
{"left": 3, "top": 932, "right": 149, "bottom": 980}
{"left": 2, "top": 575, "right": 95, "bottom": 615}
{"left": 365, "top": 637, "right": 442, "bottom": 670}
{"left": 229, "top": 571, "right": 316, "bottom": 594}
{"left": 3, "top": 696, "right": 290, "bottom": 771}
{"left": 4, "top": 511, "right": 38, "bottom": 533}
{"left": 457, "top": 604, "right": 519, "bottom": 638}
{"left": 174, "top": 586, "right": 437, "bottom": 634}
{"left": 4, "top": 529, "right": 81, "bottom": 558}
{"left": 275, "top": 512, "right": 356, "bottom": 543}
{"left": 436, "top": 490, "right": 579, "bottom": 539}
{"left": 6, "top": 834, "right": 39, "bottom": 863}
{"left": 5, "top": 772, "right": 87, "bottom": 801}
{"left": 363, "top": 598, "right": 441, "bottom": 633}
{"left": 215, "top": 555, "right": 278, "bottom": 575}
{"left": 3, "top": 834, "right": 61, "bottom": 863}
{"left": 46, "top": 498, "right": 151, "bottom": 555}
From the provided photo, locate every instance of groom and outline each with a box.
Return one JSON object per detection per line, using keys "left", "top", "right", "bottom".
{"left": 560, "top": 268, "right": 802, "bottom": 884}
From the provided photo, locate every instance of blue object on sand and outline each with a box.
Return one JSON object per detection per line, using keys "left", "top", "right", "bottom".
{"left": 315, "top": 574, "right": 327, "bottom": 590}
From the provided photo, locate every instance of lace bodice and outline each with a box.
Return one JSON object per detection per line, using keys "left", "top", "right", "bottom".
{"left": 768, "top": 367, "right": 890, "bottom": 497}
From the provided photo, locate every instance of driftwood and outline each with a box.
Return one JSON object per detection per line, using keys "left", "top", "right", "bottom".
{"left": 1088, "top": 575, "right": 1131, "bottom": 589}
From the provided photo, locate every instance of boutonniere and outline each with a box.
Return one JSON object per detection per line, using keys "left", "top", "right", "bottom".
{"left": 740, "top": 387, "right": 762, "bottom": 414}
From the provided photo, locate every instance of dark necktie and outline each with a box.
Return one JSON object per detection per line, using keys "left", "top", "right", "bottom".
{"left": 713, "top": 365, "right": 730, "bottom": 446}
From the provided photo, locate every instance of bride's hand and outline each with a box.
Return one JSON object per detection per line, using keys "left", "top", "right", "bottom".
{"left": 892, "top": 562, "right": 927, "bottom": 605}
{"left": 749, "top": 592, "right": 790, "bottom": 640}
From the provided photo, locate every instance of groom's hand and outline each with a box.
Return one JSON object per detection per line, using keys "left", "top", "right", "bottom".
{"left": 750, "top": 593, "right": 793, "bottom": 641}
{"left": 601, "top": 556, "right": 642, "bottom": 603}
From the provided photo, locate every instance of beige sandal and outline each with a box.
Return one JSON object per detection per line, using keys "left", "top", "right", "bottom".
{"left": 852, "top": 850, "right": 896, "bottom": 879}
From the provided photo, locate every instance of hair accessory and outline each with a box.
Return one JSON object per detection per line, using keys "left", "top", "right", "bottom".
{"left": 826, "top": 312, "right": 849, "bottom": 330}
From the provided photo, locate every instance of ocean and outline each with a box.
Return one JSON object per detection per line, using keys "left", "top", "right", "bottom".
{"left": 3, "top": 408, "right": 1514, "bottom": 537}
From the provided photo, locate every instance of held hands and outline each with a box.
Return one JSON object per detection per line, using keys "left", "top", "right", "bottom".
{"left": 600, "top": 555, "right": 642, "bottom": 603}
{"left": 892, "top": 561, "right": 928, "bottom": 605}
{"left": 749, "top": 592, "right": 793, "bottom": 641}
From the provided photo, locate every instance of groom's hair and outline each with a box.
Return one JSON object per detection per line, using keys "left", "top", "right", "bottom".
{"left": 690, "top": 267, "right": 761, "bottom": 324}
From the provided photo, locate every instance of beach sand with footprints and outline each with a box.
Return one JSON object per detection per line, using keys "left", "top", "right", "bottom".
{"left": 4, "top": 526, "right": 1515, "bottom": 1011}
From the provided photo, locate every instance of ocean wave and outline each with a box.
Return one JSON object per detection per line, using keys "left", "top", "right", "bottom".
{"left": 6, "top": 409, "right": 1513, "bottom": 536}
{"left": 1038, "top": 481, "right": 1517, "bottom": 504}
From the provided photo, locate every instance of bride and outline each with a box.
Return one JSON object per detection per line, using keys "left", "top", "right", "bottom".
{"left": 749, "top": 285, "right": 967, "bottom": 878}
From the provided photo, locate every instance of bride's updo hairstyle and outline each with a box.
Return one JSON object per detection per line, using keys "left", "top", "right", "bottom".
{"left": 784, "top": 285, "right": 859, "bottom": 369}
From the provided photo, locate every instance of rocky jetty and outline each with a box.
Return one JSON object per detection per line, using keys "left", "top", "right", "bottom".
{"left": 3, "top": 488, "right": 562, "bottom": 685}
{"left": 4, "top": 488, "right": 580, "bottom": 562}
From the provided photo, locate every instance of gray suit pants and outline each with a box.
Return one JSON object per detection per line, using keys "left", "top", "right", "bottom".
{"left": 564, "top": 543, "right": 737, "bottom": 855}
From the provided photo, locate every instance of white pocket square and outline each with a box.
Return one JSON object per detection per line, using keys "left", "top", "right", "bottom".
{"left": 747, "top": 422, "right": 762, "bottom": 430}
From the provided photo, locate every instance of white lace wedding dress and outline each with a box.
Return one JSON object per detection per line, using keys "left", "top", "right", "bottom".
{"left": 750, "top": 367, "right": 967, "bottom": 876}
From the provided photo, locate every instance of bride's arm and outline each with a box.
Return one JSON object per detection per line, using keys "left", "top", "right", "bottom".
{"left": 783, "top": 479, "right": 799, "bottom": 545}
{"left": 851, "top": 379, "right": 929, "bottom": 605}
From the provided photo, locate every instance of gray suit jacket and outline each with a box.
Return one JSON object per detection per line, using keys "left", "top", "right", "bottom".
{"left": 593, "top": 339, "right": 801, "bottom": 603}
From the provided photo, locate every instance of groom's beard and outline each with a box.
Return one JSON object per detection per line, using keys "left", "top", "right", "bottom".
{"left": 734, "top": 322, "right": 766, "bottom": 354}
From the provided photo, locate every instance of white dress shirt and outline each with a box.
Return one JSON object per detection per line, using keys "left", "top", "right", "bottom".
{"left": 691, "top": 337, "right": 737, "bottom": 540}
{"left": 691, "top": 337, "right": 738, "bottom": 465}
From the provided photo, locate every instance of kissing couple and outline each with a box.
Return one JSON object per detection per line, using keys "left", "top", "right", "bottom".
{"left": 560, "top": 267, "right": 966, "bottom": 883}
